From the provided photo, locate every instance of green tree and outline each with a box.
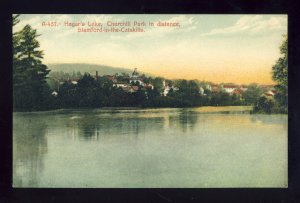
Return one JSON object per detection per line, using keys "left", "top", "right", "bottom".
{"left": 272, "top": 35, "right": 288, "bottom": 87}
{"left": 150, "top": 77, "right": 164, "bottom": 91}
{"left": 13, "top": 15, "right": 52, "bottom": 111}
{"left": 76, "top": 73, "right": 105, "bottom": 107}
{"left": 174, "top": 80, "right": 199, "bottom": 97}
{"left": 133, "top": 89, "right": 147, "bottom": 105}
{"left": 272, "top": 35, "right": 288, "bottom": 112}
{"left": 242, "top": 84, "right": 263, "bottom": 105}
{"left": 253, "top": 35, "right": 288, "bottom": 114}
{"left": 254, "top": 96, "right": 275, "bottom": 114}
{"left": 231, "top": 94, "right": 243, "bottom": 106}
{"left": 146, "top": 88, "right": 160, "bottom": 100}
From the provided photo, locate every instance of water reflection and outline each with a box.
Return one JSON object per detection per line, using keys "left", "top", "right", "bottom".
{"left": 178, "top": 109, "right": 199, "bottom": 132}
{"left": 13, "top": 107, "right": 287, "bottom": 188}
{"left": 76, "top": 115, "right": 100, "bottom": 140}
{"left": 73, "top": 109, "right": 200, "bottom": 140}
{"left": 73, "top": 114, "right": 166, "bottom": 141}
{"left": 13, "top": 114, "right": 48, "bottom": 187}
{"left": 250, "top": 114, "right": 288, "bottom": 125}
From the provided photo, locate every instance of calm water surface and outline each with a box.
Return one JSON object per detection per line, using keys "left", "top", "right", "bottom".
{"left": 13, "top": 106, "right": 287, "bottom": 188}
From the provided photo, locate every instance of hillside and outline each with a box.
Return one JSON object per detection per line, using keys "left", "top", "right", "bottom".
{"left": 47, "top": 63, "right": 134, "bottom": 75}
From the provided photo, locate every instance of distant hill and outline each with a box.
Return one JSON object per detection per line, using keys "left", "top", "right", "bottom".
{"left": 47, "top": 63, "right": 134, "bottom": 76}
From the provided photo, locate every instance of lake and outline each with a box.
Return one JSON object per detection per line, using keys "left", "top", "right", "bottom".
{"left": 13, "top": 106, "right": 287, "bottom": 188}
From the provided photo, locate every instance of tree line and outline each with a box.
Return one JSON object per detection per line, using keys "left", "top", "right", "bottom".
{"left": 12, "top": 15, "right": 287, "bottom": 113}
{"left": 39, "top": 71, "right": 267, "bottom": 109}
{"left": 253, "top": 35, "right": 288, "bottom": 114}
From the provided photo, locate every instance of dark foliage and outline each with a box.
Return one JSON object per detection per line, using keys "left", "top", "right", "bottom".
{"left": 253, "top": 35, "right": 288, "bottom": 114}
{"left": 13, "top": 16, "right": 53, "bottom": 111}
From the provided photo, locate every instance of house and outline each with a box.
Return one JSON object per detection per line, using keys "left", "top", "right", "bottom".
{"left": 231, "top": 88, "right": 243, "bottom": 95}
{"left": 205, "top": 83, "right": 219, "bottom": 92}
{"left": 199, "top": 87, "right": 205, "bottom": 95}
{"left": 205, "top": 84, "right": 211, "bottom": 91}
{"left": 173, "top": 87, "right": 179, "bottom": 91}
{"left": 240, "top": 85, "right": 248, "bottom": 91}
{"left": 162, "top": 80, "right": 179, "bottom": 96}
{"left": 121, "top": 85, "right": 139, "bottom": 93}
{"left": 163, "top": 85, "right": 171, "bottom": 96}
{"left": 129, "top": 68, "right": 144, "bottom": 86}
{"left": 143, "top": 84, "right": 154, "bottom": 90}
{"left": 51, "top": 91, "right": 58, "bottom": 96}
{"left": 110, "top": 68, "right": 155, "bottom": 94}
{"left": 129, "top": 78, "right": 144, "bottom": 86}
{"left": 264, "top": 90, "right": 277, "bottom": 98}
{"left": 211, "top": 84, "right": 219, "bottom": 93}
{"left": 222, "top": 85, "right": 239, "bottom": 94}
{"left": 113, "top": 82, "right": 129, "bottom": 88}
{"left": 271, "top": 90, "right": 277, "bottom": 95}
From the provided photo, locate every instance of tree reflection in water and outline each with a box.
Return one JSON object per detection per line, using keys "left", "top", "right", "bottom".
{"left": 167, "top": 109, "right": 199, "bottom": 133}
{"left": 250, "top": 114, "right": 288, "bottom": 125}
{"left": 13, "top": 114, "right": 48, "bottom": 187}
{"left": 12, "top": 108, "right": 287, "bottom": 188}
{"left": 75, "top": 113, "right": 165, "bottom": 141}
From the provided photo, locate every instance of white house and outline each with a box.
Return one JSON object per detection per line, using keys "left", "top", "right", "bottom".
{"left": 144, "top": 84, "right": 154, "bottom": 90}
{"left": 129, "top": 68, "right": 145, "bottom": 86}
{"left": 51, "top": 91, "right": 58, "bottom": 96}
{"left": 206, "top": 83, "right": 219, "bottom": 92}
{"left": 113, "top": 82, "right": 129, "bottom": 88}
{"left": 240, "top": 85, "right": 248, "bottom": 91}
{"left": 264, "top": 90, "right": 277, "bottom": 97}
{"left": 129, "top": 79, "right": 144, "bottom": 86}
{"left": 222, "top": 85, "right": 239, "bottom": 94}
{"left": 162, "top": 80, "right": 179, "bottom": 96}
{"left": 199, "top": 87, "right": 205, "bottom": 95}
{"left": 206, "top": 84, "right": 211, "bottom": 91}
{"left": 163, "top": 86, "right": 171, "bottom": 96}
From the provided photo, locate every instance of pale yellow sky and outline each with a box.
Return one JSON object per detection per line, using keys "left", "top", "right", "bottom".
{"left": 16, "top": 14, "right": 287, "bottom": 84}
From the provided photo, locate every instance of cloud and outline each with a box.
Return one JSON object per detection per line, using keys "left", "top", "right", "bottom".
{"left": 201, "top": 15, "right": 287, "bottom": 36}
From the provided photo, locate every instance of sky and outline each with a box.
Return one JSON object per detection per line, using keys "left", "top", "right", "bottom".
{"left": 14, "top": 14, "right": 287, "bottom": 84}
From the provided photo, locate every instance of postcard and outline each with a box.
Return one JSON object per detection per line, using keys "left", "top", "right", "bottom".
{"left": 12, "top": 14, "right": 288, "bottom": 188}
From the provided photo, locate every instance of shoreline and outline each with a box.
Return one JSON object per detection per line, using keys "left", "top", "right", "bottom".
{"left": 13, "top": 105, "right": 255, "bottom": 114}
{"left": 13, "top": 106, "right": 287, "bottom": 115}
